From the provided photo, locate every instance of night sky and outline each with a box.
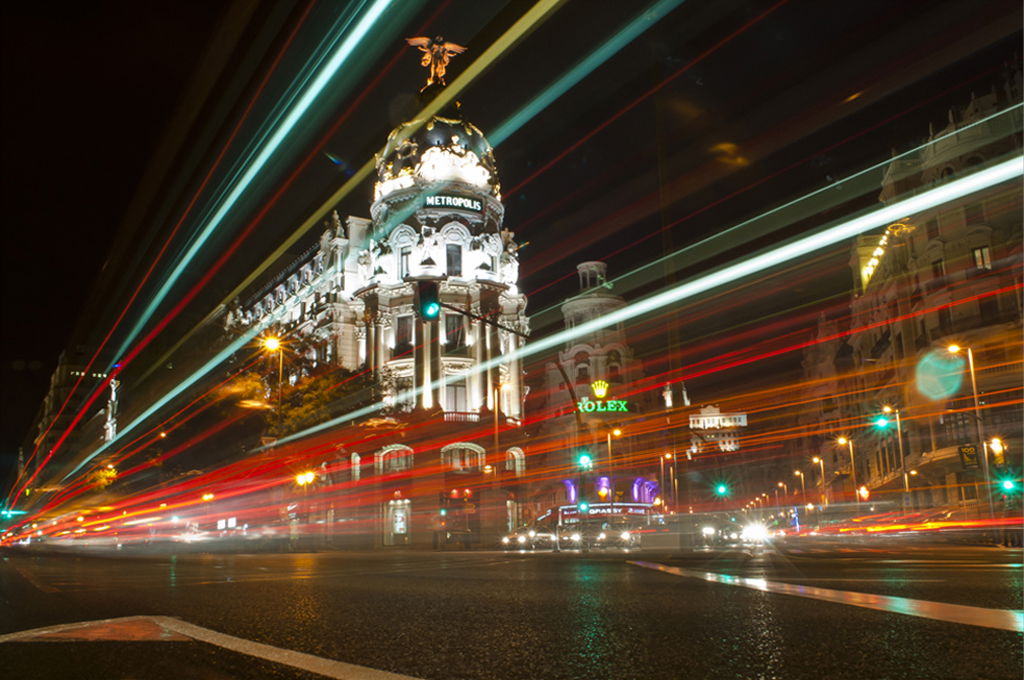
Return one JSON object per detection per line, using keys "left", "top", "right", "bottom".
{"left": 1, "top": 0, "right": 1019, "bottom": 487}
{"left": 1, "top": 2, "right": 226, "bottom": 479}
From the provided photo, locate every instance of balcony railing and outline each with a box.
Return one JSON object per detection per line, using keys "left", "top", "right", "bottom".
{"left": 444, "top": 411, "right": 480, "bottom": 423}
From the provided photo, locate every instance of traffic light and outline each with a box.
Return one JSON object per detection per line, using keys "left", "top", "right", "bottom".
{"left": 576, "top": 452, "right": 593, "bottom": 470}
{"left": 874, "top": 416, "right": 890, "bottom": 429}
{"left": 415, "top": 280, "right": 441, "bottom": 320}
{"left": 999, "top": 478, "right": 1018, "bottom": 493}
{"left": 714, "top": 483, "right": 729, "bottom": 497}
{"left": 578, "top": 500, "right": 590, "bottom": 514}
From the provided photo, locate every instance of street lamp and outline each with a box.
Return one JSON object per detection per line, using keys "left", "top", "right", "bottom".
{"left": 263, "top": 336, "right": 284, "bottom": 406}
{"left": 493, "top": 382, "right": 511, "bottom": 475}
{"left": 947, "top": 344, "right": 995, "bottom": 519}
{"left": 880, "top": 404, "right": 908, "bottom": 511}
{"left": 660, "top": 453, "right": 676, "bottom": 510}
{"left": 811, "top": 455, "right": 828, "bottom": 508}
{"left": 606, "top": 427, "right": 622, "bottom": 476}
{"left": 793, "top": 470, "right": 806, "bottom": 501}
{"left": 835, "top": 438, "right": 857, "bottom": 506}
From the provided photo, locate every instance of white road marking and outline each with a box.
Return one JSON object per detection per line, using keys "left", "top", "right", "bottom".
{"left": 0, "top": 615, "right": 422, "bottom": 679}
{"left": 628, "top": 560, "right": 1024, "bottom": 632}
{"left": 12, "top": 565, "right": 58, "bottom": 593}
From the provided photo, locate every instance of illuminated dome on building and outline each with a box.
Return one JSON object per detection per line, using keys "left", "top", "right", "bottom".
{"left": 374, "top": 113, "right": 501, "bottom": 203}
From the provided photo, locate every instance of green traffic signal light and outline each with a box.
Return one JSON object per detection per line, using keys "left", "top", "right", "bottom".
{"left": 1000, "top": 479, "right": 1018, "bottom": 492}
{"left": 577, "top": 453, "right": 593, "bottom": 470}
{"left": 874, "top": 417, "right": 890, "bottom": 429}
{"left": 714, "top": 484, "right": 729, "bottom": 496}
{"left": 416, "top": 280, "right": 441, "bottom": 320}
{"left": 578, "top": 500, "right": 590, "bottom": 513}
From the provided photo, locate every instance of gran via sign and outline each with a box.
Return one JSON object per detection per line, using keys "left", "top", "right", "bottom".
{"left": 576, "top": 380, "right": 630, "bottom": 413}
{"left": 424, "top": 194, "right": 482, "bottom": 211}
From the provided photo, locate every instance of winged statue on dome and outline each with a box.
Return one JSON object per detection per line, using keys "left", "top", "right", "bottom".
{"left": 406, "top": 36, "right": 466, "bottom": 91}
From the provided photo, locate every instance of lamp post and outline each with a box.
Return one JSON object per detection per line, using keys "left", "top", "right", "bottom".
{"left": 811, "top": 456, "right": 827, "bottom": 503}
{"left": 662, "top": 453, "right": 676, "bottom": 510}
{"left": 835, "top": 438, "right": 857, "bottom": 506}
{"left": 881, "top": 405, "right": 907, "bottom": 512}
{"left": 947, "top": 345, "right": 995, "bottom": 519}
{"left": 493, "top": 382, "right": 510, "bottom": 473}
{"left": 606, "top": 427, "right": 622, "bottom": 476}
{"left": 777, "top": 481, "right": 789, "bottom": 501}
{"left": 793, "top": 470, "right": 806, "bottom": 502}
{"left": 902, "top": 469, "right": 918, "bottom": 509}
{"left": 263, "top": 336, "right": 284, "bottom": 406}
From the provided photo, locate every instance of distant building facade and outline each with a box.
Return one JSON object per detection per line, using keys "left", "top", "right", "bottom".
{"left": 798, "top": 68, "right": 1022, "bottom": 511}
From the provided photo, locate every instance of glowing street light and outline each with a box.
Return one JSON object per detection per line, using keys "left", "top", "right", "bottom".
{"left": 811, "top": 455, "right": 828, "bottom": 507}
{"left": 295, "top": 471, "right": 315, "bottom": 486}
{"left": 793, "top": 469, "right": 806, "bottom": 500}
{"left": 263, "top": 335, "right": 284, "bottom": 406}
{"left": 878, "top": 404, "right": 908, "bottom": 511}
{"left": 834, "top": 438, "right": 856, "bottom": 506}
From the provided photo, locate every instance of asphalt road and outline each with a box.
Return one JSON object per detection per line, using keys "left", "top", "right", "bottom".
{"left": 1, "top": 542, "right": 1021, "bottom": 679}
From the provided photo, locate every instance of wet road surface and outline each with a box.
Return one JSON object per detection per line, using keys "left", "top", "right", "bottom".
{"left": 1, "top": 543, "right": 1020, "bottom": 679}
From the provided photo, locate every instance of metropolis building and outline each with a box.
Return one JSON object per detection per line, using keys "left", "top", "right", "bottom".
{"left": 225, "top": 103, "right": 530, "bottom": 546}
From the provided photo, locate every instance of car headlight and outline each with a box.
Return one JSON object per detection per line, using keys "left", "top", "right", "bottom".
{"left": 517, "top": 535, "right": 527, "bottom": 544}
{"left": 597, "top": 532, "right": 606, "bottom": 541}
{"left": 570, "top": 532, "right": 581, "bottom": 542}
{"left": 620, "top": 531, "right": 631, "bottom": 541}
{"left": 501, "top": 536, "right": 510, "bottom": 544}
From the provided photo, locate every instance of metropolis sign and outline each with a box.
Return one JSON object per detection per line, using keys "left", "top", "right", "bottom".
{"left": 576, "top": 380, "right": 631, "bottom": 413}
{"left": 424, "top": 194, "right": 483, "bottom": 212}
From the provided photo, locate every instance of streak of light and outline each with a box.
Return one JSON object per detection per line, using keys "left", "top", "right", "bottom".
{"left": 113, "top": 0, "right": 400, "bottom": 362}
{"left": 123, "top": 0, "right": 564, "bottom": 399}
{"left": 489, "top": 0, "right": 685, "bottom": 145}
{"left": 260, "top": 156, "right": 1022, "bottom": 450}
{"left": 527, "top": 103, "right": 1021, "bottom": 310}
{"left": 505, "top": 0, "right": 789, "bottom": 198}
{"left": 4, "top": 3, "right": 320, "bottom": 507}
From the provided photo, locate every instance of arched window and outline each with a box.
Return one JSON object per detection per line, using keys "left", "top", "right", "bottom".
{"left": 375, "top": 445, "right": 413, "bottom": 474}
{"left": 607, "top": 350, "right": 622, "bottom": 383}
{"left": 441, "top": 443, "right": 485, "bottom": 472}
{"left": 505, "top": 447, "right": 525, "bottom": 477}
{"left": 574, "top": 352, "right": 589, "bottom": 385}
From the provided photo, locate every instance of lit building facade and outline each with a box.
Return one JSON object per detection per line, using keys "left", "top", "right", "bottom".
{"left": 226, "top": 108, "right": 529, "bottom": 546}
{"left": 799, "top": 71, "right": 1022, "bottom": 510}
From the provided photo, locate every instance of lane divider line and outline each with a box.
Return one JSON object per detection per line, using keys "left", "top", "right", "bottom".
{"left": 628, "top": 560, "right": 1024, "bottom": 632}
{"left": 0, "top": 615, "right": 423, "bottom": 680}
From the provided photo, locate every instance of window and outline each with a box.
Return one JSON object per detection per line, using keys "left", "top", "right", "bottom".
{"left": 442, "top": 444, "right": 484, "bottom": 471}
{"left": 972, "top": 246, "right": 991, "bottom": 270}
{"left": 607, "top": 350, "right": 622, "bottom": 383}
{"left": 446, "top": 244, "right": 462, "bottom": 276}
{"left": 377, "top": 446, "right": 413, "bottom": 474}
{"left": 399, "top": 247, "right": 411, "bottom": 278}
{"left": 938, "top": 306, "right": 953, "bottom": 334}
{"left": 964, "top": 203, "right": 984, "bottom": 226}
{"left": 350, "top": 453, "right": 361, "bottom": 482}
{"left": 926, "top": 219, "right": 939, "bottom": 240}
{"left": 979, "top": 296, "right": 999, "bottom": 320}
{"left": 930, "top": 259, "right": 945, "bottom": 280}
{"left": 395, "top": 315, "right": 413, "bottom": 355}
{"left": 395, "top": 376, "right": 415, "bottom": 412}
{"left": 574, "top": 351, "right": 590, "bottom": 385}
{"left": 505, "top": 448, "right": 525, "bottom": 477}
{"left": 445, "top": 314, "right": 466, "bottom": 350}
{"left": 445, "top": 378, "right": 467, "bottom": 412}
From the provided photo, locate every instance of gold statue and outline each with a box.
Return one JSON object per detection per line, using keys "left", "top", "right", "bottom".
{"left": 406, "top": 36, "right": 466, "bottom": 91}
